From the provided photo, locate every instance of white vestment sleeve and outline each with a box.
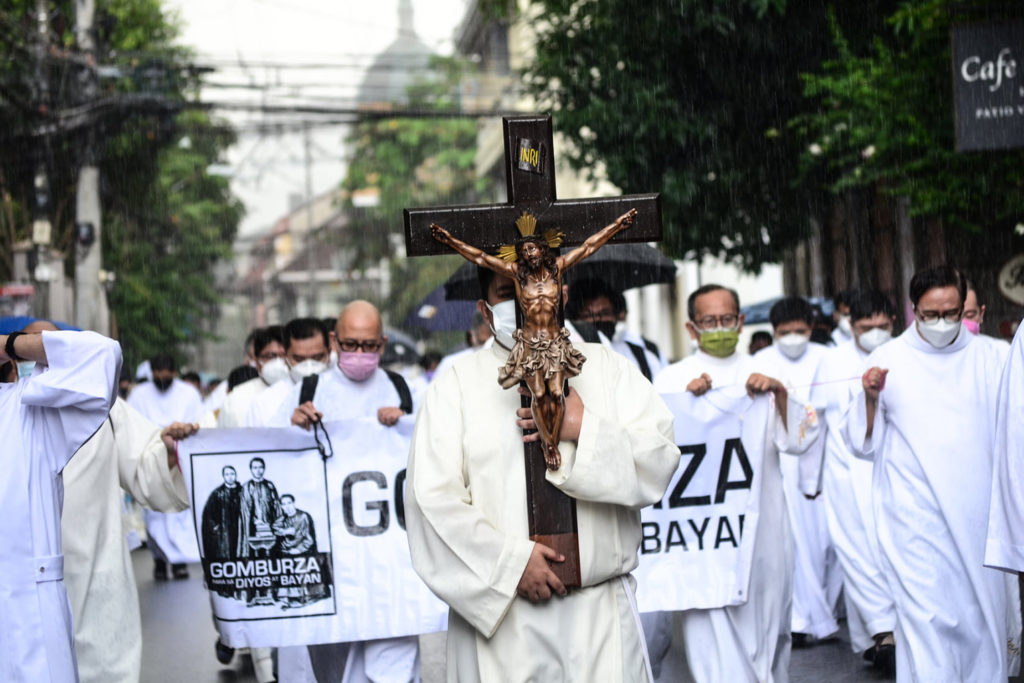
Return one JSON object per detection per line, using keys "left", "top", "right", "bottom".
{"left": 21, "top": 331, "right": 121, "bottom": 467}
{"left": 406, "top": 373, "right": 535, "bottom": 638}
{"left": 546, "top": 355, "right": 678, "bottom": 509}
{"left": 841, "top": 389, "right": 886, "bottom": 462}
{"left": 112, "top": 399, "right": 189, "bottom": 512}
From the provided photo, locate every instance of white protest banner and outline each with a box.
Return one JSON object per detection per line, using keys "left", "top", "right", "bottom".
{"left": 176, "top": 417, "right": 448, "bottom": 648}
{"left": 635, "top": 387, "right": 771, "bottom": 612}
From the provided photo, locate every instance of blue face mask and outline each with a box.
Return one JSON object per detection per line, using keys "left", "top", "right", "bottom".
{"left": 17, "top": 361, "right": 36, "bottom": 379}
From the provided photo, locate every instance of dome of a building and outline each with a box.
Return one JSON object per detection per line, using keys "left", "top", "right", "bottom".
{"left": 357, "top": 0, "right": 435, "bottom": 107}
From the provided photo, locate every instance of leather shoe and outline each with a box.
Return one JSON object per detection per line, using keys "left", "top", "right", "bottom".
{"left": 215, "top": 638, "right": 235, "bottom": 664}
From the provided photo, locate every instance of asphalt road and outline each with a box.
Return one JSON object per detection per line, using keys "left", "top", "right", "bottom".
{"left": 134, "top": 551, "right": 907, "bottom": 682}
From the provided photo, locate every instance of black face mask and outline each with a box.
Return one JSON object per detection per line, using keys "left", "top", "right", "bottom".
{"left": 153, "top": 377, "right": 173, "bottom": 392}
{"left": 594, "top": 320, "right": 617, "bottom": 340}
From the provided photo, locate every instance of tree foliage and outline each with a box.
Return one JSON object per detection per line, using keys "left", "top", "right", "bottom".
{"left": 519, "top": 1, "right": 902, "bottom": 269}
{"left": 520, "top": 1, "right": 868, "bottom": 268}
{"left": 792, "top": 1, "right": 1024, "bottom": 237}
{"left": 0, "top": 0, "right": 241, "bottom": 367}
{"left": 106, "top": 110, "right": 242, "bottom": 366}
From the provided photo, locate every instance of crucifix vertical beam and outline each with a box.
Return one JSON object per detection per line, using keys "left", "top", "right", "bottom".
{"left": 403, "top": 116, "right": 662, "bottom": 587}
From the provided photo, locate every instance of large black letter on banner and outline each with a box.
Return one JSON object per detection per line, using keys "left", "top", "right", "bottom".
{"left": 666, "top": 444, "right": 711, "bottom": 508}
{"left": 394, "top": 469, "right": 407, "bottom": 530}
{"left": 714, "top": 438, "right": 753, "bottom": 504}
{"left": 343, "top": 471, "right": 389, "bottom": 536}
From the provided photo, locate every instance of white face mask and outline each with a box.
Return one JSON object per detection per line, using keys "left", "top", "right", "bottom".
{"left": 288, "top": 359, "right": 327, "bottom": 383}
{"left": 486, "top": 300, "right": 518, "bottom": 350}
{"left": 259, "top": 357, "right": 291, "bottom": 385}
{"left": 917, "top": 318, "right": 960, "bottom": 348}
{"left": 16, "top": 361, "right": 36, "bottom": 379}
{"left": 856, "top": 327, "right": 892, "bottom": 353}
{"left": 776, "top": 332, "right": 810, "bottom": 360}
{"left": 612, "top": 320, "right": 628, "bottom": 344}
{"left": 836, "top": 314, "right": 852, "bottom": 338}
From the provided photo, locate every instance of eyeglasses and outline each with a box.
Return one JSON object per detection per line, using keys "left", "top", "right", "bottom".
{"left": 916, "top": 308, "right": 962, "bottom": 323}
{"left": 578, "top": 307, "right": 616, "bottom": 323}
{"left": 257, "top": 350, "right": 285, "bottom": 362}
{"left": 693, "top": 314, "right": 739, "bottom": 330}
{"left": 337, "top": 338, "right": 383, "bottom": 353}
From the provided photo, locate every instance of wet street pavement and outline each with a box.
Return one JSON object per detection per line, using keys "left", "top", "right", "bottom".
{"left": 133, "top": 550, "right": 904, "bottom": 682}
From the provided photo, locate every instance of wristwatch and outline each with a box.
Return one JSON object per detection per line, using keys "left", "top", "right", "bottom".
{"left": 4, "top": 331, "right": 25, "bottom": 362}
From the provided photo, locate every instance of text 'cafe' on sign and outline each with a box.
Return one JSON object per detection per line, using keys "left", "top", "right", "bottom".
{"left": 952, "top": 20, "right": 1024, "bottom": 151}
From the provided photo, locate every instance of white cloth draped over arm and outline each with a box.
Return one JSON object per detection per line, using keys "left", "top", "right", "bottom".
{"left": 22, "top": 331, "right": 121, "bottom": 468}
{"left": 546, "top": 354, "right": 678, "bottom": 509}
{"left": 840, "top": 389, "right": 885, "bottom": 462}
{"left": 112, "top": 399, "right": 189, "bottom": 512}
{"left": 406, "top": 372, "right": 535, "bottom": 639}
{"left": 773, "top": 393, "right": 821, "bottom": 456}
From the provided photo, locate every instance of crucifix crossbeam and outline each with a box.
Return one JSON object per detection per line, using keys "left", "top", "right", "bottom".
{"left": 403, "top": 115, "right": 662, "bottom": 588}
{"left": 404, "top": 116, "right": 661, "bottom": 256}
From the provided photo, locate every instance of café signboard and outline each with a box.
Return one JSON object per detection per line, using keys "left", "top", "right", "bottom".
{"left": 952, "top": 21, "right": 1024, "bottom": 151}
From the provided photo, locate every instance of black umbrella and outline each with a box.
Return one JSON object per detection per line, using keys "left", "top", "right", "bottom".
{"left": 381, "top": 327, "right": 421, "bottom": 366}
{"left": 740, "top": 296, "right": 835, "bottom": 325}
{"left": 442, "top": 243, "right": 677, "bottom": 300}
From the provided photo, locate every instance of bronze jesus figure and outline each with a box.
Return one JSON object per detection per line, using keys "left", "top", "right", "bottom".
{"left": 430, "top": 208, "right": 637, "bottom": 470}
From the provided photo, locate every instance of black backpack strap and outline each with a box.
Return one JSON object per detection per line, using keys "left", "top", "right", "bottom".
{"left": 384, "top": 369, "right": 414, "bottom": 415}
{"left": 299, "top": 374, "right": 319, "bottom": 405}
{"left": 625, "top": 341, "right": 653, "bottom": 382}
{"left": 642, "top": 337, "right": 661, "bottom": 359}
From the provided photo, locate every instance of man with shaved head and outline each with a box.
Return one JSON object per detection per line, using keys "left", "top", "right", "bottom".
{"left": 268, "top": 300, "right": 419, "bottom": 683}
{"left": 270, "top": 300, "right": 411, "bottom": 429}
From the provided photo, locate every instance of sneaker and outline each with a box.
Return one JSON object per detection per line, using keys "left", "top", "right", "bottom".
{"left": 171, "top": 564, "right": 189, "bottom": 580}
{"left": 153, "top": 559, "right": 168, "bottom": 581}
{"left": 215, "top": 638, "right": 235, "bottom": 664}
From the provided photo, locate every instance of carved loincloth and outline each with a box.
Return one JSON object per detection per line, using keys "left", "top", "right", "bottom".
{"left": 498, "top": 328, "right": 586, "bottom": 389}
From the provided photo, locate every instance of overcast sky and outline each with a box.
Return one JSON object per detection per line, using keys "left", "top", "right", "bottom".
{"left": 164, "top": 0, "right": 469, "bottom": 237}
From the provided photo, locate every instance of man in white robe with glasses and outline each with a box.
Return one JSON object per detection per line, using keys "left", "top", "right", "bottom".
{"left": 650, "top": 284, "right": 820, "bottom": 682}
{"left": 845, "top": 265, "right": 1021, "bottom": 682}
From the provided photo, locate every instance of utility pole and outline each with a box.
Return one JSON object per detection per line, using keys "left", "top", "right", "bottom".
{"left": 304, "top": 123, "right": 317, "bottom": 317}
{"left": 73, "top": 0, "right": 110, "bottom": 335}
{"left": 30, "top": 0, "right": 53, "bottom": 319}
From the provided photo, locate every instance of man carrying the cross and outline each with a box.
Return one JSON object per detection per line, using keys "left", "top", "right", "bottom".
{"left": 405, "top": 256, "right": 679, "bottom": 680}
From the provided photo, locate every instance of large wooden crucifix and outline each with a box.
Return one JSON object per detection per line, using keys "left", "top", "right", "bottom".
{"left": 403, "top": 115, "right": 662, "bottom": 587}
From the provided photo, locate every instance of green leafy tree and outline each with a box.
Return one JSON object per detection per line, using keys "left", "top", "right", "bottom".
{"left": 518, "top": 0, "right": 891, "bottom": 269}
{"left": 0, "top": 0, "right": 241, "bottom": 366}
{"left": 105, "top": 110, "right": 242, "bottom": 365}
{"left": 792, "top": 1, "right": 1024, "bottom": 242}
